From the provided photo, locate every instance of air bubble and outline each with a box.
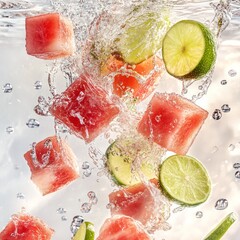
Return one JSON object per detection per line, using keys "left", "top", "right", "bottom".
{"left": 81, "top": 202, "right": 91, "bottom": 213}
{"left": 212, "top": 109, "right": 222, "bottom": 120}
{"left": 221, "top": 104, "right": 231, "bottom": 113}
{"left": 228, "top": 69, "right": 237, "bottom": 77}
{"left": 56, "top": 207, "right": 66, "bottom": 214}
{"left": 233, "top": 163, "right": 240, "bottom": 169}
{"left": 83, "top": 169, "right": 92, "bottom": 177}
{"left": 2, "top": 83, "right": 13, "bottom": 93}
{"left": 221, "top": 79, "right": 227, "bottom": 85}
{"left": 26, "top": 118, "right": 40, "bottom": 128}
{"left": 215, "top": 198, "right": 228, "bottom": 210}
{"left": 16, "top": 193, "right": 25, "bottom": 199}
{"left": 6, "top": 126, "right": 14, "bottom": 134}
{"left": 88, "top": 191, "right": 98, "bottom": 205}
{"left": 34, "top": 81, "right": 42, "bottom": 90}
{"left": 228, "top": 144, "right": 235, "bottom": 152}
{"left": 87, "top": 191, "right": 96, "bottom": 199}
{"left": 196, "top": 211, "right": 203, "bottom": 218}
{"left": 235, "top": 171, "right": 240, "bottom": 179}
{"left": 82, "top": 161, "right": 90, "bottom": 169}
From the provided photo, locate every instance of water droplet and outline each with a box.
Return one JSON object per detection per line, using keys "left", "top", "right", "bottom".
{"left": 233, "top": 163, "right": 240, "bottom": 169}
{"left": 6, "top": 126, "right": 14, "bottom": 134}
{"left": 16, "top": 193, "right": 25, "bottom": 199}
{"left": 221, "top": 104, "right": 231, "bottom": 113}
{"left": 221, "top": 79, "right": 227, "bottom": 85}
{"left": 61, "top": 216, "right": 67, "bottom": 221}
{"left": 211, "top": 146, "right": 219, "bottom": 153}
{"left": 228, "top": 144, "right": 235, "bottom": 151}
{"left": 82, "top": 161, "right": 90, "bottom": 169}
{"left": 228, "top": 69, "right": 237, "bottom": 77}
{"left": 235, "top": 171, "right": 240, "bottom": 179}
{"left": 83, "top": 169, "right": 91, "bottom": 177}
{"left": 2, "top": 83, "right": 13, "bottom": 93}
{"left": 26, "top": 118, "right": 40, "bottom": 128}
{"left": 212, "top": 109, "right": 222, "bottom": 120}
{"left": 215, "top": 198, "right": 228, "bottom": 210}
{"left": 56, "top": 207, "right": 66, "bottom": 214}
{"left": 70, "top": 215, "right": 84, "bottom": 234}
{"left": 196, "top": 211, "right": 203, "bottom": 218}
{"left": 81, "top": 202, "right": 91, "bottom": 213}
{"left": 34, "top": 81, "right": 42, "bottom": 90}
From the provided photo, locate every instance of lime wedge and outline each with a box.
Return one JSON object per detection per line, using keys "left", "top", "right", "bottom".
{"left": 204, "top": 212, "right": 236, "bottom": 240}
{"left": 72, "top": 222, "right": 95, "bottom": 240}
{"left": 116, "top": 10, "right": 170, "bottom": 64}
{"left": 159, "top": 155, "right": 211, "bottom": 205}
{"left": 106, "top": 141, "right": 157, "bottom": 186}
{"left": 162, "top": 20, "right": 216, "bottom": 80}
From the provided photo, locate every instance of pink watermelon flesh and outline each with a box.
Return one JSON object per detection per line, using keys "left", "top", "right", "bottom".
{"left": 109, "top": 179, "right": 159, "bottom": 226}
{"left": 96, "top": 215, "right": 151, "bottom": 240}
{"left": 137, "top": 93, "right": 208, "bottom": 155}
{"left": 49, "top": 74, "right": 120, "bottom": 143}
{"left": 25, "top": 13, "right": 75, "bottom": 59}
{"left": 24, "top": 136, "right": 79, "bottom": 195}
{"left": 0, "top": 213, "right": 54, "bottom": 240}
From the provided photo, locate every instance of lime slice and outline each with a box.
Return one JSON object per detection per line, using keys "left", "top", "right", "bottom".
{"left": 162, "top": 20, "right": 216, "bottom": 80}
{"left": 116, "top": 10, "right": 170, "bottom": 64}
{"left": 159, "top": 155, "right": 211, "bottom": 205}
{"left": 204, "top": 212, "right": 236, "bottom": 240}
{"left": 72, "top": 222, "right": 95, "bottom": 240}
{"left": 106, "top": 141, "right": 157, "bottom": 186}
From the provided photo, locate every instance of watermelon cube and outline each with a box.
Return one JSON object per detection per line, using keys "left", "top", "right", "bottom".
{"left": 109, "top": 179, "right": 162, "bottom": 227}
{"left": 49, "top": 74, "right": 120, "bottom": 143}
{"left": 0, "top": 213, "right": 54, "bottom": 240}
{"left": 25, "top": 13, "right": 75, "bottom": 59}
{"left": 24, "top": 136, "right": 79, "bottom": 195}
{"left": 96, "top": 215, "right": 151, "bottom": 240}
{"left": 137, "top": 93, "right": 208, "bottom": 155}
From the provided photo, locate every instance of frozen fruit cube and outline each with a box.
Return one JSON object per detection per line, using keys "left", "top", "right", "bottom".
{"left": 137, "top": 93, "right": 208, "bottom": 155}
{"left": 0, "top": 213, "right": 54, "bottom": 240}
{"left": 25, "top": 13, "right": 75, "bottom": 59}
{"left": 24, "top": 136, "right": 79, "bottom": 195}
{"left": 49, "top": 74, "right": 120, "bottom": 143}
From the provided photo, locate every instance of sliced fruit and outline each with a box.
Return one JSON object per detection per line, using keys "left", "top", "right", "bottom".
{"left": 109, "top": 179, "right": 160, "bottom": 226}
{"left": 25, "top": 13, "right": 75, "bottom": 60}
{"left": 49, "top": 74, "right": 120, "bottom": 143}
{"left": 137, "top": 92, "right": 208, "bottom": 155}
{"left": 0, "top": 213, "right": 54, "bottom": 240}
{"left": 24, "top": 136, "right": 79, "bottom": 196}
{"left": 106, "top": 140, "right": 157, "bottom": 186}
{"left": 72, "top": 222, "right": 95, "bottom": 240}
{"left": 204, "top": 212, "right": 236, "bottom": 240}
{"left": 101, "top": 54, "right": 164, "bottom": 101}
{"left": 162, "top": 20, "right": 216, "bottom": 79}
{"left": 159, "top": 155, "right": 211, "bottom": 205}
{"left": 116, "top": 10, "right": 170, "bottom": 64}
{"left": 96, "top": 215, "right": 151, "bottom": 240}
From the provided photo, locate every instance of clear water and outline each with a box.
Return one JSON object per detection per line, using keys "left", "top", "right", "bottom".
{"left": 0, "top": 0, "right": 240, "bottom": 240}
